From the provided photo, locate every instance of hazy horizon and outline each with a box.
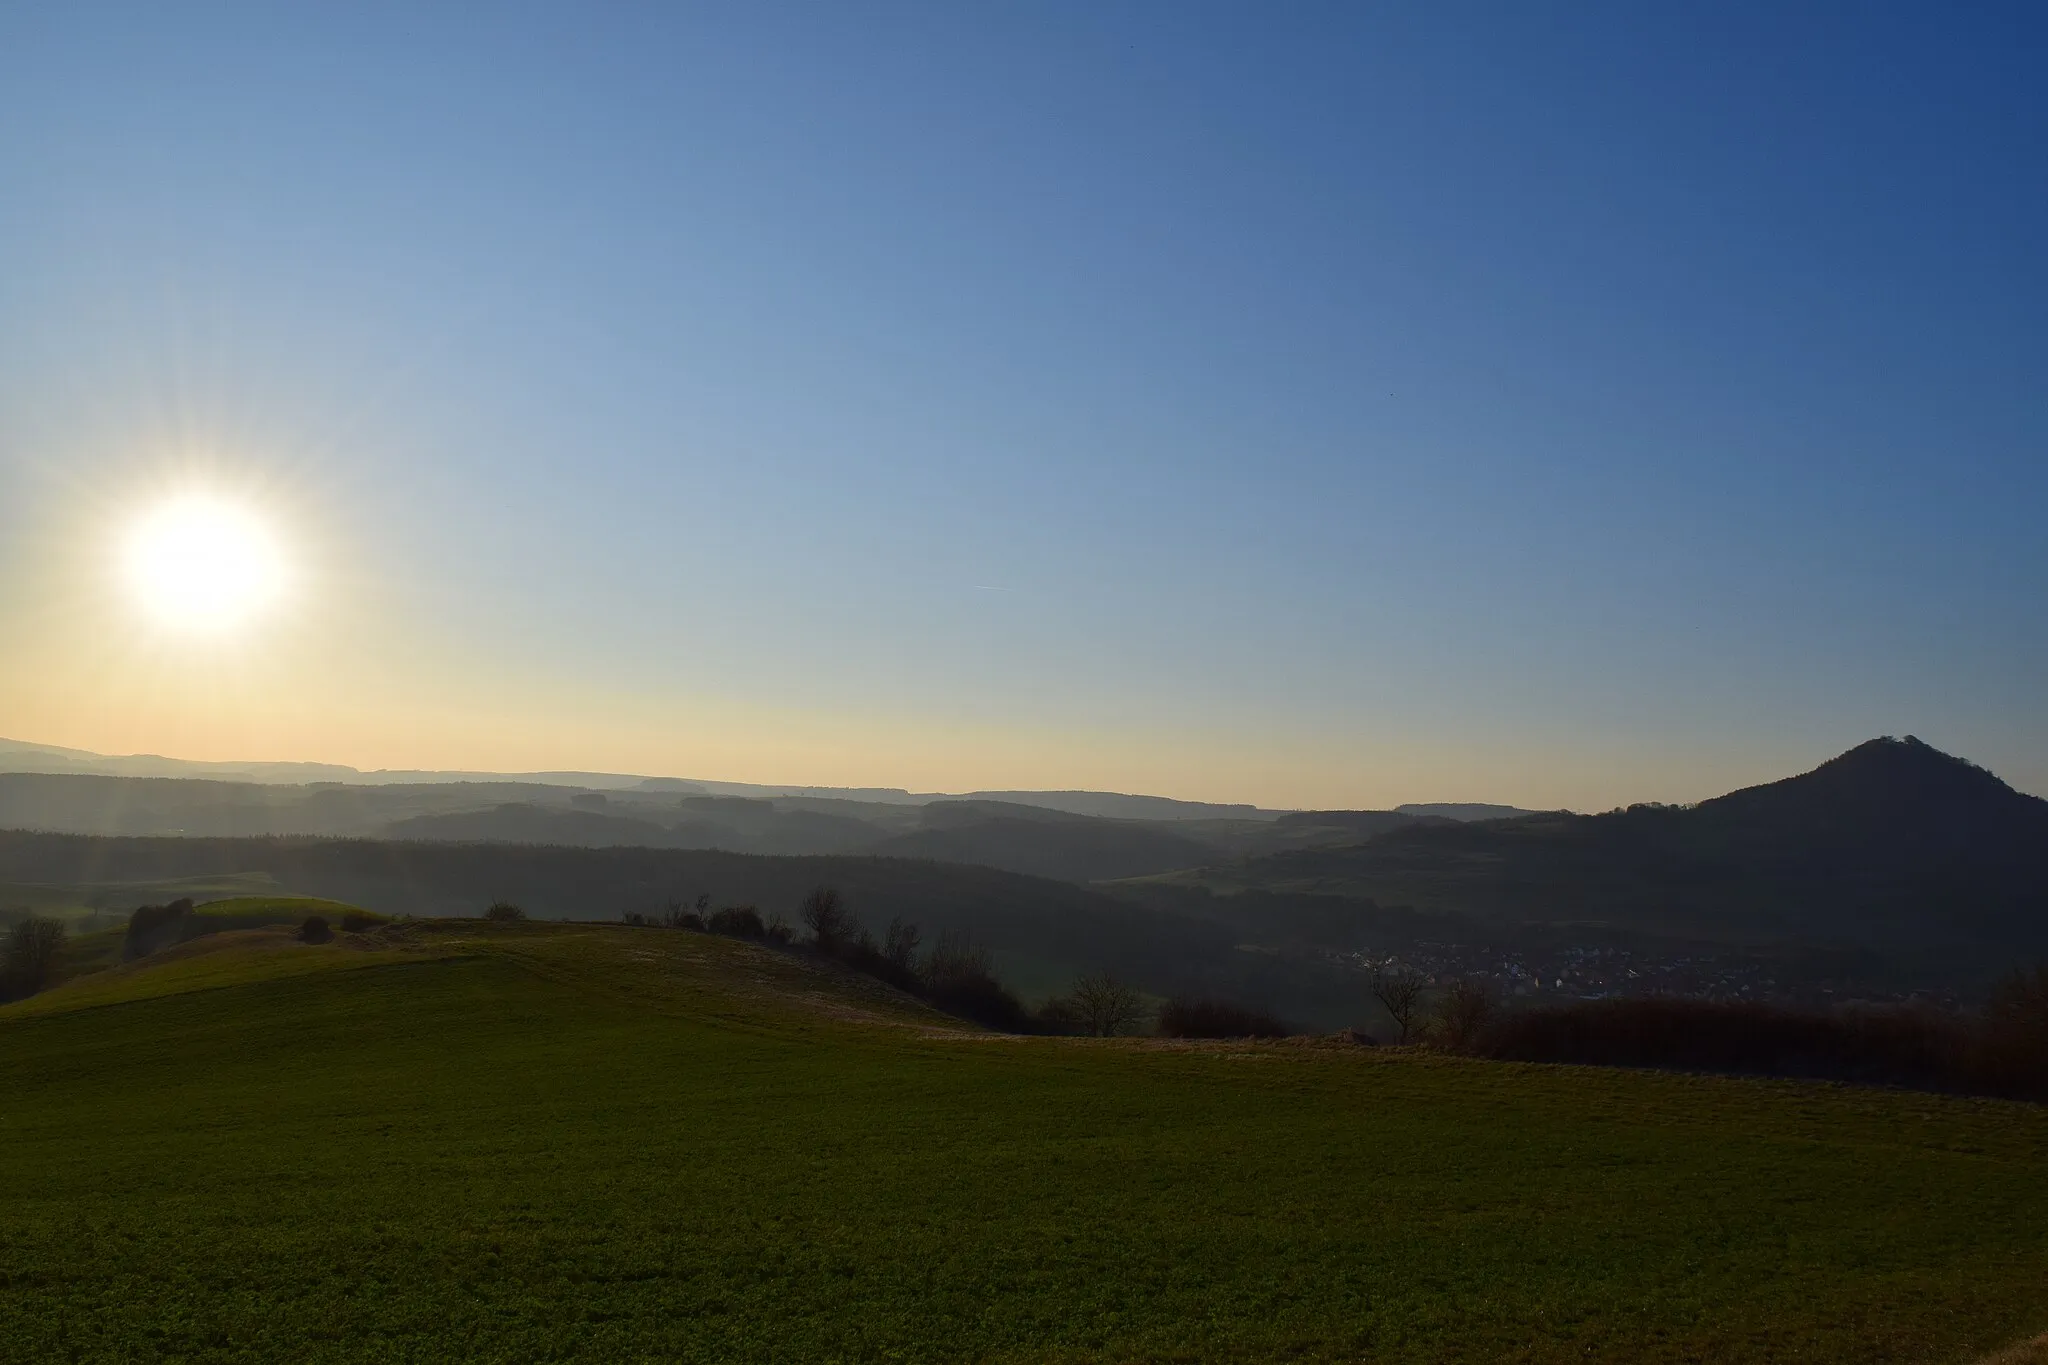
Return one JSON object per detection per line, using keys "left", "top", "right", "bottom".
{"left": 5, "top": 729, "right": 2042, "bottom": 816}
{"left": 4, "top": 4, "right": 2043, "bottom": 812}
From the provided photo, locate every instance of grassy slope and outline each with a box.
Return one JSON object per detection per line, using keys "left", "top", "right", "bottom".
{"left": 3, "top": 924, "right": 2047, "bottom": 1363}
{"left": 187, "top": 894, "right": 369, "bottom": 919}
{"left": 0, "top": 829, "right": 1221, "bottom": 967}
{"left": 32, "top": 896, "right": 377, "bottom": 995}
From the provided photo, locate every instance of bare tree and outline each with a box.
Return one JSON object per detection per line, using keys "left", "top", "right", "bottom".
{"left": 2, "top": 915, "right": 67, "bottom": 998}
{"left": 923, "top": 931, "right": 994, "bottom": 989}
{"left": 1371, "top": 965, "right": 1428, "bottom": 1044}
{"left": 1070, "top": 971, "right": 1148, "bottom": 1037}
{"left": 662, "top": 892, "right": 714, "bottom": 930}
{"left": 800, "top": 886, "right": 854, "bottom": 947}
{"left": 883, "top": 916, "right": 922, "bottom": 973}
{"left": 1432, "top": 977, "right": 1496, "bottom": 1051}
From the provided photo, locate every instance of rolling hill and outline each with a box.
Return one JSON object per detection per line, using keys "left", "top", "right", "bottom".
{"left": 2, "top": 918, "right": 2045, "bottom": 1362}
{"left": 0, "top": 772, "right": 1255, "bottom": 882}
{"left": 0, "top": 828, "right": 1373, "bottom": 1018}
{"left": 0, "top": 737, "right": 1286, "bottom": 819}
{"left": 861, "top": 800, "right": 1219, "bottom": 881}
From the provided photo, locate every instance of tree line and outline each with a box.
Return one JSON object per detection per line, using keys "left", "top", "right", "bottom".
{"left": 605, "top": 884, "right": 1294, "bottom": 1038}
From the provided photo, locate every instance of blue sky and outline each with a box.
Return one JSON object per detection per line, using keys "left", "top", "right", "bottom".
{"left": 1, "top": 2, "right": 2043, "bottom": 807}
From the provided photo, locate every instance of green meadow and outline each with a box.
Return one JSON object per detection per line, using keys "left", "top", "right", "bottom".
{"left": 3, "top": 919, "right": 2046, "bottom": 1363}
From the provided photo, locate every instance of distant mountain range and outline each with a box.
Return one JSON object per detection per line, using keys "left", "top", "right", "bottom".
{"left": 1138, "top": 736, "right": 2048, "bottom": 969}
{"left": 0, "top": 770, "right": 1486, "bottom": 884}
{"left": 1, "top": 735, "right": 2043, "bottom": 1013}
{"left": 0, "top": 737, "right": 1296, "bottom": 822}
{"left": 0, "top": 736, "right": 1540, "bottom": 834}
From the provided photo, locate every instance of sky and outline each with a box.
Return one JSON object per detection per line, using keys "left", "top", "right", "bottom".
{"left": 1, "top": 2, "right": 2043, "bottom": 810}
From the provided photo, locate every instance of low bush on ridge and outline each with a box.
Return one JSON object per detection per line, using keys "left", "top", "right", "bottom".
{"left": 726, "top": 885, "right": 1034, "bottom": 1031}
{"left": 124, "top": 899, "right": 195, "bottom": 957}
{"left": 1036, "top": 972, "right": 1149, "bottom": 1036}
{"left": 706, "top": 905, "right": 764, "bottom": 938}
{"left": 1457, "top": 969, "right": 2048, "bottom": 1102}
{"left": 917, "top": 931, "right": 1028, "bottom": 1031}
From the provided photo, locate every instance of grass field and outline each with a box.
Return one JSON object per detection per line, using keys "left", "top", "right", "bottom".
{"left": 30, "top": 894, "right": 372, "bottom": 992}
{"left": 1, "top": 871, "right": 291, "bottom": 920}
{"left": 3, "top": 921, "right": 2046, "bottom": 1363}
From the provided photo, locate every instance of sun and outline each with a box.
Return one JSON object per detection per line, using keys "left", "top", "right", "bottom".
{"left": 122, "top": 496, "right": 289, "bottom": 631}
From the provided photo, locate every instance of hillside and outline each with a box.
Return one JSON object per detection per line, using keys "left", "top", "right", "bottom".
{"left": 1144, "top": 737, "right": 2048, "bottom": 967}
{"left": 0, "top": 829, "right": 1384, "bottom": 1021}
{"left": 3, "top": 920, "right": 2046, "bottom": 1362}
{"left": 384, "top": 803, "right": 716, "bottom": 848}
{"left": 863, "top": 800, "right": 1218, "bottom": 881}
{"left": 0, "top": 737, "right": 1284, "bottom": 820}
{"left": 0, "top": 772, "right": 1244, "bottom": 880}
{"left": 0, "top": 772, "right": 624, "bottom": 838}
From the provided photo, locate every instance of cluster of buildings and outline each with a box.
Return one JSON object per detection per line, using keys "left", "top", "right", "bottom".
{"left": 1344, "top": 940, "right": 1947, "bottom": 1008}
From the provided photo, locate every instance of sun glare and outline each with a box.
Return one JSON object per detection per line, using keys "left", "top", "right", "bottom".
{"left": 122, "top": 496, "right": 288, "bottom": 631}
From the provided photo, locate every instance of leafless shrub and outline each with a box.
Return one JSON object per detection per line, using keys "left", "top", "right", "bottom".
{"left": 922, "top": 932, "right": 1028, "bottom": 1030}
{"left": 883, "top": 916, "right": 922, "bottom": 974}
{"left": 1035, "top": 994, "right": 1083, "bottom": 1032}
{"left": 707, "top": 905, "right": 766, "bottom": 939}
{"left": 800, "top": 886, "right": 853, "bottom": 948}
{"left": 1069, "top": 971, "right": 1148, "bottom": 1037}
{"left": 1371, "top": 965, "right": 1428, "bottom": 1043}
{"left": 1431, "top": 977, "right": 1496, "bottom": 1051}
{"left": 2, "top": 915, "right": 67, "bottom": 998}
{"left": 663, "top": 894, "right": 711, "bottom": 930}
{"left": 922, "top": 931, "right": 993, "bottom": 989}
